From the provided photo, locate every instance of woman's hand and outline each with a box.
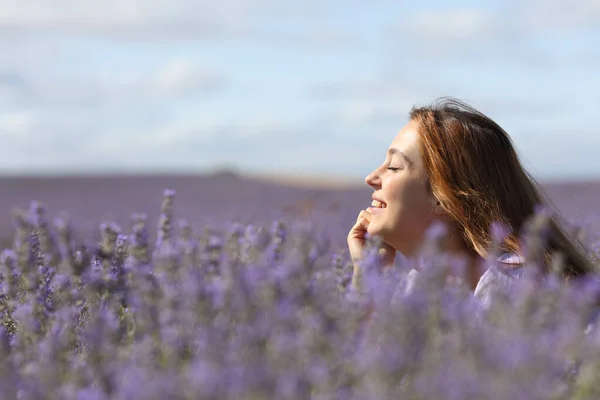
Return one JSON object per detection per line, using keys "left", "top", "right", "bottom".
{"left": 347, "top": 210, "right": 373, "bottom": 266}
{"left": 347, "top": 209, "right": 396, "bottom": 325}
{"left": 347, "top": 210, "right": 396, "bottom": 292}
{"left": 348, "top": 210, "right": 396, "bottom": 266}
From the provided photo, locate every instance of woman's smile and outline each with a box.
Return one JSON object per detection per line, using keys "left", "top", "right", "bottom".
{"left": 367, "top": 199, "right": 386, "bottom": 214}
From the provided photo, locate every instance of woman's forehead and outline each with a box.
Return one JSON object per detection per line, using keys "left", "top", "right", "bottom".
{"left": 390, "top": 122, "right": 422, "bottom": 162}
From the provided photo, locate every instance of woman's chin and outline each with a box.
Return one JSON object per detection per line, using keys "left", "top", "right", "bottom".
{"left": 368, "top": 227, "right": 395, "bottom": 245}
{"left": 367, "top": 225, "right": 383, "bottom": 238}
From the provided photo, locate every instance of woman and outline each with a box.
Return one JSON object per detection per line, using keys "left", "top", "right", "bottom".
{"left": 347, "top": 97, "right": 596, "bottom": 301}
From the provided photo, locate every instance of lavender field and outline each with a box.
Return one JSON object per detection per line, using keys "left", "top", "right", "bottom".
{"left": 3, "top": 173, "right": 600, "bottom": 399}
{"left": 2, "top": 173, "right": 600, "bottom": 247}
{"left": 0, "top": 173, "right": 363, "bottom": 246}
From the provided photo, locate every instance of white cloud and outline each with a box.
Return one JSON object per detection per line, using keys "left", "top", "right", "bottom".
{"left": 0, "top": 105, "right": 305, "bottom": 169}
{"left": 260, "top": 27, "right": 362, "bottom": 50}
{"left": 399, "top": 1, "right": 600, "bottom": 42}
{"left": 130, "top": 113, "right": 298, "bottom": 152}
{"left": 152, "top": 59, "right": 226, "bottom": 97}
{"left": 0, "top": 58, "right": 226, "bottom": 111}
{"left": 392, "top": 2, "right": 600, "bottom": 63}
{"left": 0, "top": 0, "right": 378, "bottom": 59}
{"left": 0, "top": 0, "right": 267, "bottom": 38}
{"left": 0, "top": 55, "right": 227, "bottom": 171}
{"left": 393, "top": 9, "right": 521, "bottom": 60}
{"left": 517, "top": 0, "right": 600, "bottom": 30}
{"left": 0, "top": 109, "right": 105, "bottom": 171}
{"left": 310, "top": 76, "right": 438, "bottom": 103}
{"left": 404, "top": 9, "right": 501, "bottom": 41}
{"left": 0, "top": 0, "right": 375, "bottom": 43}
{"left": 313, "top": 102, "right": 410, "bottom": 132}
{"left": 0, "top": 110, "right": 37, "bottom": 137}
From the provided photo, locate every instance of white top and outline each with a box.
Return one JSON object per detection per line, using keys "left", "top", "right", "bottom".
{"left": 473, "top": 252, "right": 526, "bottom": 308}
{"left": 396, "top": 252, "right": 526, "bottom": 306}
{"left": 390, "top": 253, "right": 600, "bottom": 334}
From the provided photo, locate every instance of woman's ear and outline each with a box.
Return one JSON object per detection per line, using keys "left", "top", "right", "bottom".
{"left": 433, "top": 200, "right": 445, "bottom": 214}
{"left": 429, "top": 191, "right": 445, "bottom": 214}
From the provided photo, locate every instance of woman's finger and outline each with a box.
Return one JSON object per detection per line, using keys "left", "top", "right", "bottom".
{"left": 355, "top": 210, "right": 371, "bottom": 224}
{"left": 350, "top": 211, "right": 370, "bottom": 236}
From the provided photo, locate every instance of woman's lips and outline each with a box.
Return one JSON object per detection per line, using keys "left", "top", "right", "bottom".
{"left": 367, "top": 206, "right": 385, "bottom": 214}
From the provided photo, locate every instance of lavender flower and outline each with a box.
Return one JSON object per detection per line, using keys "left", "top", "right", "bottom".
{"left": 129, "top": 212, "right": 150, "bottom": 265}
{"left": 0, "top": 189, "right": 598, "bottom": 399}
{"left": 155, "top": 188, "right": 176, "bottom": 251}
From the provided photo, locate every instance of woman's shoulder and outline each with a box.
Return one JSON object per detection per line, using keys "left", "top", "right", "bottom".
{"left": 393, "top": 252, "right": 526, "bottom": 302}
{"left": 473, "top": 252, "right": 526, "bottom": 302}
{"left": 496, "top": 252, "right": 525, "bottom": 266}
{"left": 495, "top": 252, "right": 526, "bottom": 277}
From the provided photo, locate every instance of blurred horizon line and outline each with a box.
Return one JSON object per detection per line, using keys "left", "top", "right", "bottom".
{"left": 0, "top": 166, "right": 598, "bottom": 189}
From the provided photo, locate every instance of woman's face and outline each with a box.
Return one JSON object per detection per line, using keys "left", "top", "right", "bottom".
{"left": 365, "top": 119, "right": 439, "bottom": 256}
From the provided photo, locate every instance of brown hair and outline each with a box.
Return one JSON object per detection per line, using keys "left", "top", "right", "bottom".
{"left": 409, "top": 96, "right": 596, "bottom": 280}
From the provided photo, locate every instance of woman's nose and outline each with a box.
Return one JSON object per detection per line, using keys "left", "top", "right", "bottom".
{"left": 365, "top": 170, "right": 380, "bottom": 189}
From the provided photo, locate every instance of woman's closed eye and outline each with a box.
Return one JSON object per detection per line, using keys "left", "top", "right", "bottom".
{"left": 387, "top": 166, "right": 402, "bottom": 172}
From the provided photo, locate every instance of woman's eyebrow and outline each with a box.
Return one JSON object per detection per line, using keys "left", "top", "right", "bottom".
{"left": 387, "top": 148, "right": 413, "bottom": 165}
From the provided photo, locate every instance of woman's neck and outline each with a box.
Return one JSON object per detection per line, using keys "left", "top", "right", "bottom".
{"left": 444, "top": 233, "right": 483, "bottom": 290}
{"left": 407, "top": 231, "right": 484, "bottom": 291}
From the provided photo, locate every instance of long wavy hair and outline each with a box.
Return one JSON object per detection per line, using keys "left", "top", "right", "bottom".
{"left": 409, "top": 97, "right": 596, "bottom": 280}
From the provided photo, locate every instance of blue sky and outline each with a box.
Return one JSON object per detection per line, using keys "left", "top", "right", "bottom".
{"left": 1, "top": 0, "right": 600, "bottom": 183}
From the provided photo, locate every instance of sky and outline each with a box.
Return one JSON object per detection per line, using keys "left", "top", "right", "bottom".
{"left": 1, "top": 0, "right": 600, "bottom": 183}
